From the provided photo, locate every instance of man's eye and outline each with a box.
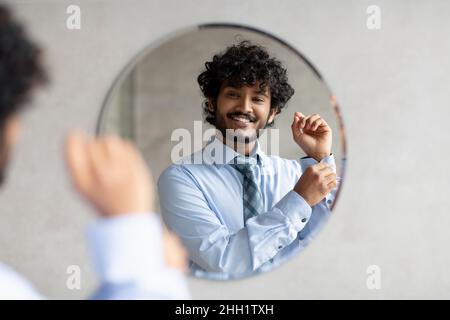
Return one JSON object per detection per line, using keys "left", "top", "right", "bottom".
{"left": 227, "top": 92, "right": 239, "bottom": 97}
{"left": 254, "top": 97, "right": 265, "bottom": 102}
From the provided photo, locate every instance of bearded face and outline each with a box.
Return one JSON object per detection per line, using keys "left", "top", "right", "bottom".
{"left": 211, "top": 82, "right": 276, "bottom": 145}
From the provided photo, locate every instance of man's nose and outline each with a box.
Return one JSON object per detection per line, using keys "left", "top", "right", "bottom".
{"left": 237, "top": 96, "right": 253, "bottom": 113}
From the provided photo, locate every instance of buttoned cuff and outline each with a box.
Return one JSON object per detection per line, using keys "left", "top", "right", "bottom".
{"left": 255, "top": 191, "right": 312, "bottom": 265}
{"left": 275, "top": 190, "right": 312, "bottom": 232}
{"left": 300, "top": 154, "right": 336, "bottom": 172}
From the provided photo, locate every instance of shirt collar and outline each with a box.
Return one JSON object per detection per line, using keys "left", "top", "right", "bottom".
{"left": 202, "top": 134, "right": 266, "bottom": 167}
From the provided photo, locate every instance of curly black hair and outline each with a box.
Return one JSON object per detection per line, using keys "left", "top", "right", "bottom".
{"left": 0, "top": 5, "right": 47, "bottom": 129}
{"left": 197, "top": 40, "right": 294, "bottom": 127}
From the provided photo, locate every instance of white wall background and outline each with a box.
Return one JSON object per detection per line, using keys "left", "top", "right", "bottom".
{"left": 0, "top": 0, "right": 449, "bottom": 299}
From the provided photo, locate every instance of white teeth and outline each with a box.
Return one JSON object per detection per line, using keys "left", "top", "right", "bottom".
{"left": 232, "top": 116, "right": 250, "bottom": 123}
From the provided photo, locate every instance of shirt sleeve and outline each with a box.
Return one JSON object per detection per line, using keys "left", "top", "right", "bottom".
{"left": 0, "top": 263, "right": 43, "bottom": 300}
{"left": 297, "top": 154, "right": 339, "bottom": 242}
{"left": 158, "top": 165, "right": 313, "bottom": 278}
{"left": 87, "top": 213, "right": 190, "bottom": 300}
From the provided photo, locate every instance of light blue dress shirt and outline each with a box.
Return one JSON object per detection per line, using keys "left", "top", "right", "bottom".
{"left": 0, "top": 214, "right": 190, "bottom": 299}
{"left": 158, "top": 136, "right": 338, "bottom": 280}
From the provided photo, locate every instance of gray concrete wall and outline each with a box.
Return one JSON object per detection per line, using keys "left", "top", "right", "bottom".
{"left": 0, "top": 0, "right": 449, "bottom": 299}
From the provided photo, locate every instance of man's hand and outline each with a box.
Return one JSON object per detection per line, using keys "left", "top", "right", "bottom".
{"left": 163, "top": 228, "right": 188, "bottom": 273}
{"left": 294, "top": 163, "right": 337, "bottom": 207}
{"left": 64, "top": 130, "right": 154, "bottom": 217}
{"left": 291, "top": 112, "right": 332, "bottom": 162}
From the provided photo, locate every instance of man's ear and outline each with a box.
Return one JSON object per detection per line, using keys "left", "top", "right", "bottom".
{"left": 3, "top": 116, "right": 21, "bottom": 148}
{"left": 267, "top": 107, "right": 279, "bottom": 125}
{"left": 207, "top": 98, "right": 216, "bottom": 113}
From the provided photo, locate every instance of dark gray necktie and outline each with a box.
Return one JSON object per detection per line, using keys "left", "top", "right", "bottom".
{"left": 230, "top": 157, "right": 264, "bottom": 224}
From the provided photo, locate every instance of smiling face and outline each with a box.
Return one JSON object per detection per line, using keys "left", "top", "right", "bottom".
{"left": 209, "top": 81, "right": 277, "bottom": 145}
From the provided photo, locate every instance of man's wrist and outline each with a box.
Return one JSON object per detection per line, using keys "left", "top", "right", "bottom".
{"left": 303, "top": 152, "right": 332, "bottom": 162}
{"left": 293, "top": 188, "right": 313, "bottom": 207}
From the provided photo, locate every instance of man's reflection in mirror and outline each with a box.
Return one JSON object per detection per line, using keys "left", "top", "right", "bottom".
{"left": 158, "top": 40, "right": 339, "bottom": 279}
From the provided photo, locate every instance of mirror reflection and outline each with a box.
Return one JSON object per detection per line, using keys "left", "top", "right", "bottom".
{"left": 98, "top": 24, "right": 345, "bottom": 280}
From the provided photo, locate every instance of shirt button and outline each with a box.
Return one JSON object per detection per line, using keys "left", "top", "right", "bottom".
{"left": 278, "top": 245, "right": 283, "bottom": 249}
{"left": 301, "top": 218, "right": 307, "bottom": 223}
{"left": 327, "top": 199, "right": 332, "bottom": 205}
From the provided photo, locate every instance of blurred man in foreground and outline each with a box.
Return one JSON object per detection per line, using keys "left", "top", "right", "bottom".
{"left": 0, "top": 5, "right": 189, "bottom": 299}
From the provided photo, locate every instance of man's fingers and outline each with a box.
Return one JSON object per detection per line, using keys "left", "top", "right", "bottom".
{"left": 300, "top": 113, "right": 322, "bottom": 130}
{"left": 122, "top": 139, "right": 147, "bottom": 167}
{"left": 323, "top": 172, "right": 336, "bottom": 184}
{"left": 311, "top": 118, "right": 324, "bottom": 131}
{"left": 314, "top": 118, "right": 331, "bottom": 133}
{"left": 300, "top": 114, "right": 330, "bottom": 132}
{"left": 320, "top": 117, "right": 330, "bottom": 128}
{"left": 324, "top": 169, "right": 336, "bottom": 178}
{"left": 292, "top": 112, "right": 303, "bottom": 133}
{"left": 297, "top": 113, "right": 305, "bottom": 132}
{"left": 87, "top": 138, "right": 108, "bottom": 178}
{"left": 312, "top": 162, "right": 328, "bottom": 171}
{"left": 291, "top": 115, "right": 299, "bottom": 131}
{"left": 65, "top": 130, "right": 84, "bottom": 170}
{"left": 319, "top": 164, "right": 334, "bottom": 172}
{"left": 311, "top": 163, "right": 335, "bottom": 179}
{"left": 327, "top": 178, "right": 338, "bottom": 189}
{"left": 104, "top": 134, "right": 131, "bottom": 157}
{"left": 65, "top": 130, "right": 92, "bottom": 191}
{"left": 305, "top": 114, "right": 320, "bottom": 130}
{"left": 300, "top": 115, "right": 309, "bottom": 129}
{"left": 314, "top": 162, "right": 335, "bottom": 170}
{"left": 163, "top": 228, "right": 188, "bottom": 272}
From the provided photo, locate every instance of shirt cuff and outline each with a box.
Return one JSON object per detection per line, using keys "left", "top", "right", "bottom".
{"left": 275, "top": 190, "right": 312, "bottom": 231}
{"left": 86, "top": 213, "right": 165, "bottom": 283}
{"left": 300, "top": 154, "right": 336, "bottom": 172}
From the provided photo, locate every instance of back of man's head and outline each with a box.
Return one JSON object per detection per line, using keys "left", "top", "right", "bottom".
{"left": 0, "top": 5, "right": 46, "bottom": 184}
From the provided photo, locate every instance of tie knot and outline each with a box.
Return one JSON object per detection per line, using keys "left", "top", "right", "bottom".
{"left": 230, "top": 156, "right": 257, "bottom": 177}
{"left": 231, "top": 155, "right": 257, "bottom": 165}
{"left": 231, "top": 163, "right": 253, "bottom": 175}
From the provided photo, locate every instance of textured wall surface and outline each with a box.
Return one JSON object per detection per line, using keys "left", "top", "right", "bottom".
{"left": 0, "top": 0, "right": 449, "bottom": 299}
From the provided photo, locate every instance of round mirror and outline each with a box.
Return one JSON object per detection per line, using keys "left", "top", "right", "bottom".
{"left": 98, "top": 23, "right": 347, "bottom": 280}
